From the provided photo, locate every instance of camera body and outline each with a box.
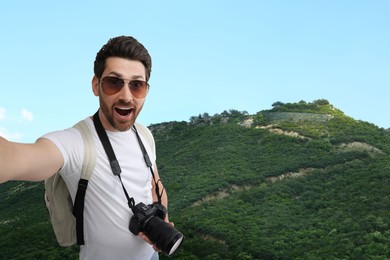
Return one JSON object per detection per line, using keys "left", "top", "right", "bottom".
{"left": 129, "top": 202, "right": 167, "bottom": 235}
{"left": 129, "top": 202, "right": 184, "bottom": 256}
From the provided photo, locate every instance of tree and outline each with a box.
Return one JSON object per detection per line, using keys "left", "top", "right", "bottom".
{"left": 272, "top": 101, "right": 284, "bottom": 107}
{"left": 313, "top": 99, "right": 330, "bottom": 105}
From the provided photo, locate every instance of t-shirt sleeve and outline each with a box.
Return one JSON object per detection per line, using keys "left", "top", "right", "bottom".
{"left": 41, "top": 127, "right": 84, "bottom": 179}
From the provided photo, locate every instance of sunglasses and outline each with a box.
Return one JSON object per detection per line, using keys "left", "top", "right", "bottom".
{"left": 99, "top": 76, "right": 149, "bottom": 98}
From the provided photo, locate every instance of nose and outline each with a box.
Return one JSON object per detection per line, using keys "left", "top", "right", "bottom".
{"left": 117, "top": 81, "right": 133, "bottom": 101}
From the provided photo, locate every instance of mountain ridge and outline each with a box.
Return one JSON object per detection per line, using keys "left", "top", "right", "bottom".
{"left": 1, "top": 99, "right": 389, "bottom": 259}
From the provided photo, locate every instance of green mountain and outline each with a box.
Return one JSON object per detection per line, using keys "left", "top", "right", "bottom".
{"left": 1, "top": 99, "right": 389, "bottom": 259}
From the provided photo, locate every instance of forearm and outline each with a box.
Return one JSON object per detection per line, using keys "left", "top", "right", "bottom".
{"left": 161, "top": 188, "right": 169, "bottom": 221}
{"left": 161, "top": 188, "right": 168, "bottom": 209}
{"left": 151, "top": 165, "right": 169, "bottom": 220}
{"left": 152, "top": 180, "right": 168, "bottom": 207}
{"left": 0, "top": 137, "right": 63, "bottom": 183}
{"left": 0, "top": 137, "right": 20, "bottom": 183}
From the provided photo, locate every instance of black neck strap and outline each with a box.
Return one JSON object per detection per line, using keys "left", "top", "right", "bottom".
{"left": 92, "top": 111, "right": 162, "bottom": 208}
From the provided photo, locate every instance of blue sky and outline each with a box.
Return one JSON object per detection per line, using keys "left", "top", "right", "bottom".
{"left": 0, "top": 1, "right": 389, "bottom": 142}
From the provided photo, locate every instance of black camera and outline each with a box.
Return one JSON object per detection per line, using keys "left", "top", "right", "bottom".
{"left": 129, "top": 202, "right": 184, "bottom": 256}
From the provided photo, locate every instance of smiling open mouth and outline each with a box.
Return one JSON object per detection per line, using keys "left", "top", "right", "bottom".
{"left": 115, "top": 107, "right": 133, "bottom": 116}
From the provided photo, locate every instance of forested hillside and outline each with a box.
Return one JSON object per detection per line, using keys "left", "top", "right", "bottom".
{"left": 1, "top": 100, "right": 389, "bottom": 259}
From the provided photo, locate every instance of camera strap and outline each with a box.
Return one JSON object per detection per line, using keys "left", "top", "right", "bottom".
{"left": 92, "top": 111, "right": 163, "bottom": 209}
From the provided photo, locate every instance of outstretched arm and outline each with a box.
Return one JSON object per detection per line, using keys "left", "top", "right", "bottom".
{"left": 0, "top": 137, "right": 63, "bottom": 183}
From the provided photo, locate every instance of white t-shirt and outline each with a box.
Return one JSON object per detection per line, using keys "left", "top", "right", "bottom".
{"left": 43, "top": 117, "right": 156, "bottom": 260}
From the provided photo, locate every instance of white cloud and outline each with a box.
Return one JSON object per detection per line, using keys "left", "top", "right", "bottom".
{"left": 0, "top": 107, "right": 32, "bottom": 141}
{"left": 0, "top": 127, "right": 23, "bottom": 141}
{"left": 0, "top": 107, "right": 6, "bottom": 121}
{"left": 21, "top": 108, "right": 33, "bottom": 121}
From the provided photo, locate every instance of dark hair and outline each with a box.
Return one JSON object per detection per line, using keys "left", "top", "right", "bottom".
{"left": 94, "top": 36, "right": 152, "bottom": 81}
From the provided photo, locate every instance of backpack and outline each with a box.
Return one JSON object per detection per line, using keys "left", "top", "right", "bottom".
{"left": 44, "top": 119, "right": 155, "bottom": 247}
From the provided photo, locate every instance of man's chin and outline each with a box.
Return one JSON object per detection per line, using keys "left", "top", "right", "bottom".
{"left": 112, "top": 119, "right": 135, "bottom": 132}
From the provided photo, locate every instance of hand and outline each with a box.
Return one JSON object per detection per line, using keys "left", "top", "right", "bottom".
{"left": 138, "top": 222, "right": 175, "bottom": 252}
{"left": 138, "top": 232, "right": 161, "bottom": 252}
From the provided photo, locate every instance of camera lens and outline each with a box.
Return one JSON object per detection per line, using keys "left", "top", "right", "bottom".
{"left": 143, "top": 216, "right": 184, "bottom": 256}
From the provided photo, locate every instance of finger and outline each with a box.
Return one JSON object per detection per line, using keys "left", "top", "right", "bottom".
{"left": 138, "top": 232, "right": 153, "bottom": 245}
{"left": 153, "top": 245, "right": 162, "bottom": 252}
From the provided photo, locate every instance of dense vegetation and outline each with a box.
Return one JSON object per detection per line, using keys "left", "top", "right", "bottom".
{"left": 1, "top": 100, "right": 389, "bottom": 259}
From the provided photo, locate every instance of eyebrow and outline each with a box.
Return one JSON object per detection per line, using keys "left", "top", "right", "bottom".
{"left": 107, "top": 71, "right": 145, "bottom": 80}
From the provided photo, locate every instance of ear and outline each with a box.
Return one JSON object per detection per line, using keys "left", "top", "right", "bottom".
{"left": 92, "top": 76, "right": 99, "bottom": 96}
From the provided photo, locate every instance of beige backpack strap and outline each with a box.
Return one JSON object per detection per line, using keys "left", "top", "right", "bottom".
{"left": 134, "top": 122, "right": 155, "bottom": 156}
{"left": 74, "top": 120, "right": 96, "bottom": 180}
{"left": 72, "top": 120, "right": 96, "bottom": 245}
{"left": 44, "top": 119, "right": 96, "bottom": 247}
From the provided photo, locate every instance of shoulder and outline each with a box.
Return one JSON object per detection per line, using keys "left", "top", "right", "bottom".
{"left": 41, "top": 118, "right": 90, "bottom": 169}
{"left": 134, "top": 122, "right": 152, "bottom": 135}
{"left": 134, "top": 122, "right": 156, "bottom": 156}
{"left": 42, "top": 124, "right": 83, "bottom": 150}
{"left": 134, "top": 122, "right": 154, "bottom": 143}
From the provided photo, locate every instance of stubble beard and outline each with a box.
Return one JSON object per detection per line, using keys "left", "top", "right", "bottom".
{"left": 99, "top": 96, "right": 140, "bottom": 132}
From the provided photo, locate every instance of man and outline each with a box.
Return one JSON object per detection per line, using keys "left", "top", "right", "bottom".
{"left": 0, "top": 36, "right": 168, "bottom": 259}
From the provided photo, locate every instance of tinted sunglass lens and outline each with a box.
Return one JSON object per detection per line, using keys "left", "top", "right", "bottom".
{"left": 129, "top": 80, "right": 148, "bottom": 98}
{"left": 102, "top": 77, "right": 124, "bottom": 95}
{"left": 101, "top": 77, "right": 148, "bottom": 98}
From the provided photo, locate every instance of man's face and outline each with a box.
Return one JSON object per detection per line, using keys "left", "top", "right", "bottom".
{"left": 92, "top": 57, "right": 148, "bottom": 131}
